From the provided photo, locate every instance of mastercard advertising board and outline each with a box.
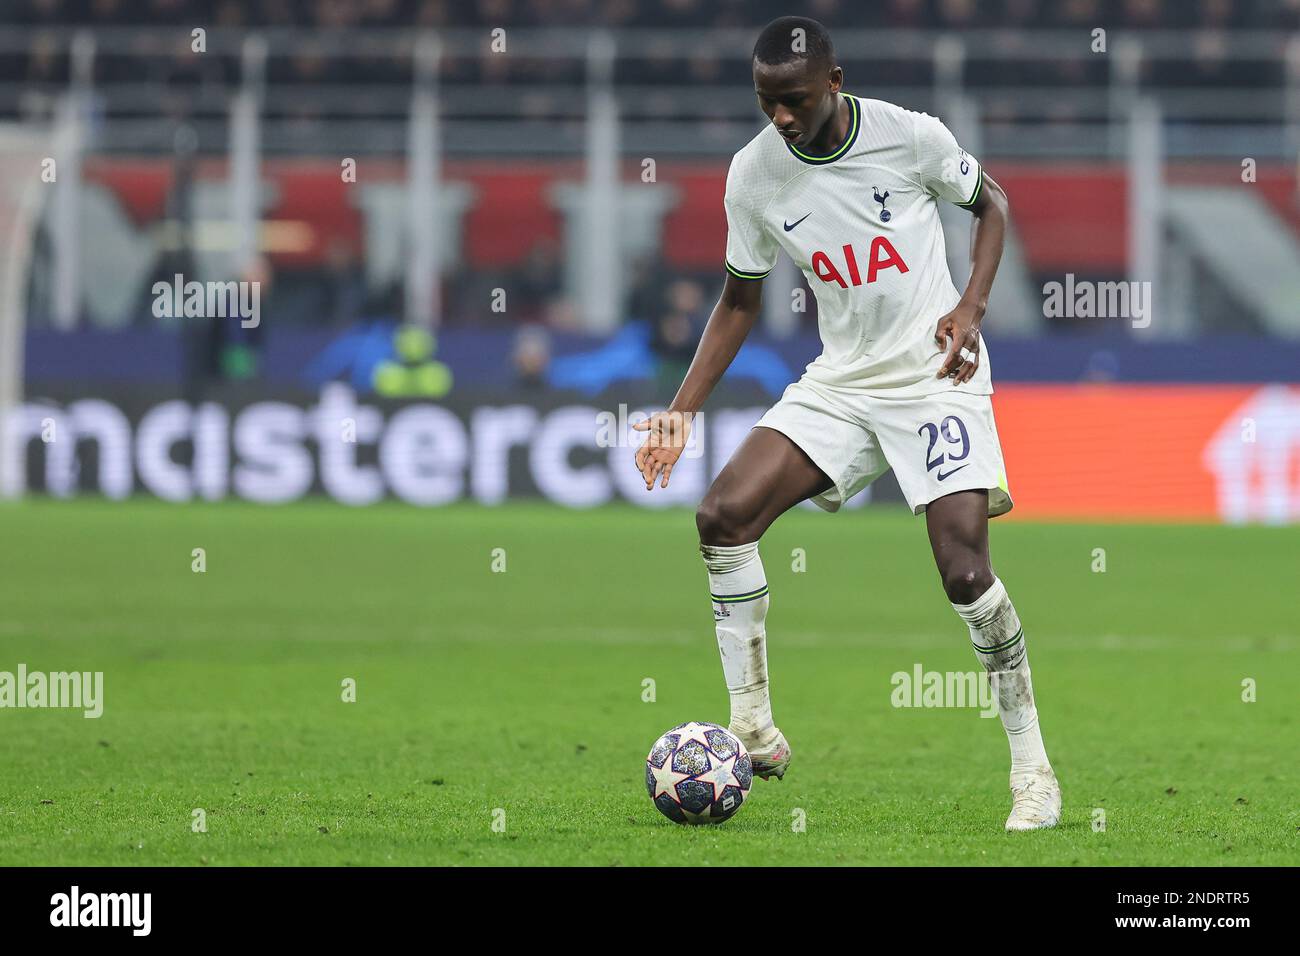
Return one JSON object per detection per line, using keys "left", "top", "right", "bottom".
{"left": 993, "top": 384, "right": 1299, "bottom": 523}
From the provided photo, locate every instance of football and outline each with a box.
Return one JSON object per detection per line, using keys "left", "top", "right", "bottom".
{"left": 645, "top": 721, "right": 753, "bottom": 825}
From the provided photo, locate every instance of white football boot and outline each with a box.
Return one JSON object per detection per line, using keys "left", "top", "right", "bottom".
{"left": 1005, "top": 767, "right": 1061, "bottom": 831}
{"left": 733, "top": 726, "right": 791, "bottom": 781}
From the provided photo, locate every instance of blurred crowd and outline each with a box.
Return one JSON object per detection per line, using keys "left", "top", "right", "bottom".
{"left": 5, "top": 0, "right": 1294, "bottom": 373}
{"left": 6, "top": 0, "right": 1299, "bottom": 31}
{"left": 4, "top": 0, "right": 1296, "bottom": 95}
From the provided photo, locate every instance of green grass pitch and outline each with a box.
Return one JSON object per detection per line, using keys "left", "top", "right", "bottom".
{"left": 0, "top": 498, "right": 1296, "bottom": 866}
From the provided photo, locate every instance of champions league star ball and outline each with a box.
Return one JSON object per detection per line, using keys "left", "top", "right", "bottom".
{"left": 645, "top": 721, "right": 753, "bottom": 825}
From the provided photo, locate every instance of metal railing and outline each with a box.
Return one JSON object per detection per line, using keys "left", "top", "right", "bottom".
{"left": 2, "top": 26, "right": 1295, "bottom": 155}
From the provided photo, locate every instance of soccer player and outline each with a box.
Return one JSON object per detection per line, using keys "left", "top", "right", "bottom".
{"left": 633, "top": 16, "right": 1060, "bottom": 830}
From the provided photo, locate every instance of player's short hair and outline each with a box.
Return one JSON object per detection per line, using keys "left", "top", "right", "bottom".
{"left": 752, "top": 16, "right": 836, "bottom": 71}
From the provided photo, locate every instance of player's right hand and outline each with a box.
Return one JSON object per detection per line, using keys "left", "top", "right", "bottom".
{"left": 632, "top": 410, "right": 694, "bottom": 490}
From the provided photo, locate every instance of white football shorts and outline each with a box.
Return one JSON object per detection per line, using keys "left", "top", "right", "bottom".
{"left": 754, "top": 377, "right": 1013, "bottom": 517}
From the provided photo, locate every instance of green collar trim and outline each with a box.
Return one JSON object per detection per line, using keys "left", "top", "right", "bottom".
{"left": 785, "top": 93, "right": 860, "bottom": 166}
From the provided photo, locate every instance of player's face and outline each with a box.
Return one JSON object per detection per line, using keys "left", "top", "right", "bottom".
{"left": 752, "top": 58, "right": 842, "bottom": 149}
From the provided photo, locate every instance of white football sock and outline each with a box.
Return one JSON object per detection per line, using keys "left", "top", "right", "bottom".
{"left": 700, "top": 541, "right": 775, "bottom": 744}
{"left": 952, "top": 577, "right": 1051, "bottom": 774}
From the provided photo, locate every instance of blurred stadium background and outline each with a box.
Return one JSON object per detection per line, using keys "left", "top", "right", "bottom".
{"left": 1, "top": 0, "right": 1299, "bottom": 522}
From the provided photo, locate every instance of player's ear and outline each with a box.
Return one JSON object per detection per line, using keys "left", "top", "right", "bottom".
{"left": 828, "top": 65, "right": 842, "bottom": 93}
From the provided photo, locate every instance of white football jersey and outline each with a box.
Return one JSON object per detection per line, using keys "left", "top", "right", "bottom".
{"left": 724, "top": 93, "right": 992, "bottom": 397}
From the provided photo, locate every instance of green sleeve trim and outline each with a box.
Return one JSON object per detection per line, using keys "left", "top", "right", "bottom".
{"left": 725, "top": 261, "right": 772, "bottom": 280}
{"left": 954, "top": 166, "right": 984, "bottom": 209}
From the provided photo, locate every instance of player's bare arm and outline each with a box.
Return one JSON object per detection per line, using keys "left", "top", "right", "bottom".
{"left": 633, "top": 273, "right": 763, "bottom": 490}
{"left": 935, "top": 174, "right": 1009, "bottom": 385}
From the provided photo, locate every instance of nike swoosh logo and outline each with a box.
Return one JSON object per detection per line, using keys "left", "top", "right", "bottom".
{"left": 783, "top": 213, "right": 812, "bottom": 232}
{"left": 936, "top": 464, "right": 970, "bottom": 481}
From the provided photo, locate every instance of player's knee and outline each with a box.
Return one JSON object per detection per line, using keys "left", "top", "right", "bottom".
{"left": 940, "top": 560, "right": 994, "bottom": 606}
{"left": 696, "top": 494, "right": 758, "bottom": 546}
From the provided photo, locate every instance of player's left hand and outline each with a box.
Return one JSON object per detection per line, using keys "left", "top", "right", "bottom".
{"left": 934, "top": 304, "right": 983, "bottom": 385}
